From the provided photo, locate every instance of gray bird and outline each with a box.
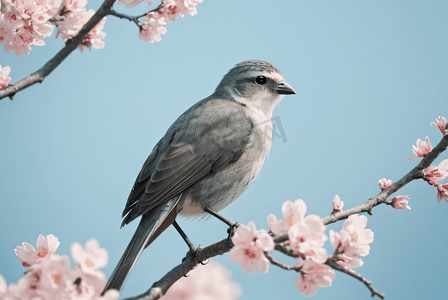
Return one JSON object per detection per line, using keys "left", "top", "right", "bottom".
{"left": 103, "top": 60, "right": 295, "bottom": 293}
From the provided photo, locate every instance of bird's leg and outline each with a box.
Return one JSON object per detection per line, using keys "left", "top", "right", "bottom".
{"left": 203, "top": 207, "right": 240, "bottom": 246}
{"left": 172, "top": 220, "right": 204, "bottom": 264}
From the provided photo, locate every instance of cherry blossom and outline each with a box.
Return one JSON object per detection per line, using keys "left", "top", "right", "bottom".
{"left": 71, "top": 238, "right": 108, "bottom": 273}
{"left": 330, "top": 214, "right": 373, "bottom": 258}
{"left": 378, "top": 178, "right": 392, "bottom": 190}
{"left": 78, "top": 17, "right": 107, "bottom": 52}
{"left": 332, "top": 195, "right": 343, "bottom": 211}
{"left": 139, "top": 12, "right": 167, "bottom": 43}
{"left": 0, "top": 274, "right": 6, "bottom": 296}
{"left": 424, "top": 159, "right": 448, "bottom": 185}
{"left": 0, "top": 13, "right": 14, "bottom": 47}
{"left": 161, "top": 261, "right": 242, "bottom": 300}
{"left": 32, "top": 255, "right": 73, "bottom": 298}
{"left": 431, "top": 116, "right": 447, "bottom": 136}
{"left": 405, "top": 136, "right": 432, "bottom": 161}
{"left": 294, "top": 258, "right": 335, "bottom": 297}
{"left": 15, "top": 234, "right": 60, "bottom": 267}
{"left": 1, "top": 0, "right": 60, "bottom": 55}
{"left": 267, "top": 199, "right": 307, "bottom": 234}
{"left": 229, "top": 221, "right": 274, "bottom": 274}
{"left": 436, "top": 184, "right": 448, "bottom": 203}
{"left": 0, "top": 64, "right": 12, "bottom": 90}
{"left": 335, "top": 254, "right": 364, "bottom": 270}
{"left": 3, "top": 235, "right": 118, "bottom": 299}
{"left": 118, "top": 0, "right": 152, "bottom": 9}
{"left": 64, "top": 0, "right": 88, "bottom": 11}
{"left": 391, "top": 195, "right": 411, "bottom": 210}
{"left": 288, "top": 215, "right": 328, "bottom": 263}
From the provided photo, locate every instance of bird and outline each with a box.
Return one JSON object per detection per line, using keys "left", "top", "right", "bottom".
{"left": 103, "top": 60, "right": 296, "bottom": 294}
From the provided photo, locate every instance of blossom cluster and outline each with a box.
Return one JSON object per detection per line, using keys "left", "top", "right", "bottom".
{"left": 161, "top": 261, "right": 242, "bottom": 300}
{"left": 329, "top": 214, "right": 374, "bottom": 272}
{"left": 118, "top": 0, "right": 203, "bottom": 43}
{"left": 0, "top": 0, "right": 106, "bottom": 55}
{"left": 229, "top": 199, "right": 375, "bottom": 297}
{"left": 0, "top": 234, "right": 119, "bottom": 300}
{"left": 404, "top": 116, "right": 448, "bottom": 203}
{"left": 0, "top": 64, "right": 11, "bottom": 89}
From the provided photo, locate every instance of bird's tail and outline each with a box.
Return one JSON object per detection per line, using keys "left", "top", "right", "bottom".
{"left": 102, "top": 197, "right": 179, "bottom": 294}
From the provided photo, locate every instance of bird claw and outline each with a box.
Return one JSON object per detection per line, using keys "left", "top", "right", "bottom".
{"left": 227, "top": 222, "right": 240, "bottom": 247}
{"left": 182, "top": 244, "right": 203, "bottom": 264}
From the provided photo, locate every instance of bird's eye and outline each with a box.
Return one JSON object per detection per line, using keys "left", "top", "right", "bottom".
{"left": 255, "top": 75, "right": 267, "bottom": 85}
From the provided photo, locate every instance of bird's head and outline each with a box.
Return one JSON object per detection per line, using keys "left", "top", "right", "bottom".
{"left": 215, "top": 60, "right": 296, "bottom": 117}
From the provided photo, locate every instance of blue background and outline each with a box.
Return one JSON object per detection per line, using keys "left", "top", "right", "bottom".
{"left": 1, "top": 0, "right": 447, "bottom": 299}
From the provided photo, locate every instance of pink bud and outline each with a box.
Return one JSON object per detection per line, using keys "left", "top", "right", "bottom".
{"left": 405, "top": 136, "right": 432, "bottom": 161}
{"left": 391, "top": 195, "right": 411, "bottom": 210}
{"left": 430, "top": 116, "right": 447, "bottom": 136}
{"left": 378, "top": 178, "right": 392, "bottom": 190}
{"left": 332, "top": 195, "right": 343, "bottom": 211}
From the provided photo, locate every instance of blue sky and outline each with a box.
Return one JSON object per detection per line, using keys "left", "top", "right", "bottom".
{"left": 1, "top": 0, "right": 448, "bottom": 299}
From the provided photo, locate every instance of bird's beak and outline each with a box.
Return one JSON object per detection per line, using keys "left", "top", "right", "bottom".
{"left": 274, "top": 82, "right": 296, "bottom": 95}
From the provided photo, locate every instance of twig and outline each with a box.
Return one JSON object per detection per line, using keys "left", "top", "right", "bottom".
{"left": 273, "top": 134, "right": 448, "bottom": 244}
{"left": 326, "top": 259, "right": 385, "bottom": 299}
{"left": 264, "top": 252, "right": 296, "bottom": 271}
{"left": 108, "top": 7, "right": 142, "bottom": 28}
{"left": 0, "top": 0, "right": 117, "bottom": 101}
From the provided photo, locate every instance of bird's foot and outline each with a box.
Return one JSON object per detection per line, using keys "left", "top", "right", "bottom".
{"left": 227, "top": 222, "right": 240, "bottom": 247}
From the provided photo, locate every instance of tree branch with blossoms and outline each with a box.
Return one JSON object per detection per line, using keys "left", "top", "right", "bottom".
{"left": 121, "top": 116, "right": 448, "bottom": 300}
{"left": 0, "top": 0, "right": 203, "bottom": 100}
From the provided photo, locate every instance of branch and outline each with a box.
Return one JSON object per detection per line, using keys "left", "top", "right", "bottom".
{"left": 273, "top": 134, "right": 448, "bottom": 244}
{"left": 0, "top": 0, "right": 117, "bottom": 101}
{"left": 119, "top": 134, "right": 448, "bottom": 299}
{"left": 107, "top": 2, "right": 165, "bottom": 30}
{"left": 326, "top": 260, "right": 385, "bottom": 299}
{"left": 125, "top": 238, "right": 232, "bottom": 300}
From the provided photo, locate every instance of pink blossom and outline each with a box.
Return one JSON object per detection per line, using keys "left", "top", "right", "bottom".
{"left": 78, "top": 17, "right": 106, "bottom": 52}
{"left": 331, "top": 214, "right": 374, "bottom": 258}
{"left": 431, "top": 116, "right": 448, "bottom": 136}
{"left": 139, "top": 12, "right": 167, "bottom": 43}
{"left": 71, "top": 238, "right": 108, "bottom": 273}
{"left": 294, "top": 258, "right": 335, "bottom": 297}
{"left": 332, "top": 195, "right": 343, "bottom": 211}
{"left": 405, "top": 136, "right": 432, "bottom": 161}
{"left": 378, "top": 178, "right": 392, "bottom": 190}
{"left": 267, "top": 199, "right": 307, "bottom": 234}
{"left": 15, "top": 234, "right": 60, "bottom": 267}
{"left": 32, "top": 254, "right": 73, "bottom": 298}
{"left": 1, "top": 0, "right": 59, "bottom": 55}
{"left": 391, "top": 195, "right": 411, "bottom": 210}
{"left": 0, "top": 65, "right": 12, "bottom": 90}
{"left": 288, "top": 215, "right": 328, "bottom": 263}
{"left": 161, "top": 261, "right": 242, "bottom": 300}
{"left": 118, "top": 0, "right": 152, "bottom": 9}
{"left": 335, "top": 254, "right": 364, "bottom": 270}
{"left": 229, "top": 221, "right": 274, "bottom": 274}
{"left": 0, "top": 13, "right": 14, "bottom": 46}
{"left": 0, "top": 274, "right": 6, "bottom": 296}
{"left": 424, "top": 159, "right": 448, "bottom": 185}
{"left": 64, "top": 0, "right": 88, "bottom": 11}
{"left": 436, "top": 184, "right": 448, "bottom": 203}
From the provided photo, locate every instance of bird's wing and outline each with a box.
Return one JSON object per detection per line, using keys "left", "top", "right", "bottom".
{"left": 121, "top": 100, "right": 252, "bottom": 226}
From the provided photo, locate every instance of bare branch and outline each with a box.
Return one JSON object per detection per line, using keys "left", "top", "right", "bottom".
{"left": 0, "top": 0, "right": 117, "bottom": 101}
{"left": 326, "top": 259, "right": 385, "bottom": 299}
